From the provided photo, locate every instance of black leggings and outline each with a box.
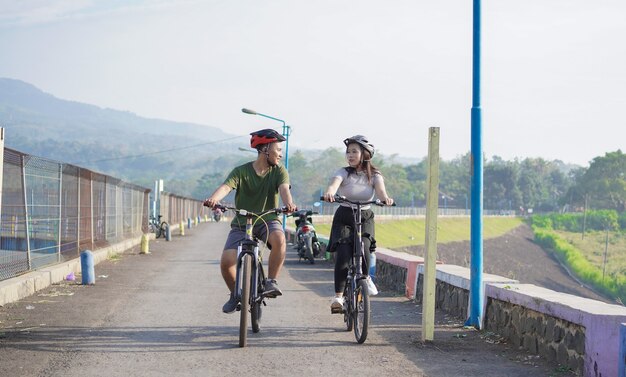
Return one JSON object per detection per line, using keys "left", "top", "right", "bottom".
{"left": 334, "top": 241, "right": 371, "bottom": 294}
{"left": 330, "top": 206, "right": 375, "bottom": 294}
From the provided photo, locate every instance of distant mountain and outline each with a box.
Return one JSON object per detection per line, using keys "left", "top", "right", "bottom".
{"left": 0, "top": 77, "right": 249, "bottom": 193}
{"left": 0, "top": 77, "right": 238, "bottom": 143}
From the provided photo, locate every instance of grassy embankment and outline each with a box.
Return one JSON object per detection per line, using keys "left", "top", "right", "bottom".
{"left": 533, "top": 226, "right": 625, "bottom": 303}
{"left": 528, "top": 211, "right": 626, "bottom": 303}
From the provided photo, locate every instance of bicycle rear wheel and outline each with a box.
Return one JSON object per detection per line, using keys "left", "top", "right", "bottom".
{"left": 154, "top": 223, "right": 162, "bottom": 238}
{"left": 353, "top": 278, "right": 370, "bottom": 344}
{"left": 343, "top": 282, "right": 353, "bottom": 331}
{"left": 239, "top": 254, "right": 252, "bottom": 347}
{"left": 251, "top": 261, "right": 264, "bottom": 333}
{"left": 160, "top": 222, "right": 169, "bottom": 239}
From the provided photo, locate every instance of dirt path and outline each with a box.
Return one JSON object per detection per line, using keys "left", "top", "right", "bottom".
{"left": 395, "top": 224, "right": 614, "bottom": 304}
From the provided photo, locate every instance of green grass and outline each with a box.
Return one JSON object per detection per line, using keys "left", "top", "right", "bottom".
{"left": 314, "top": 217, "right": 523, "bottom": 249}
{"left": 531, "top": 224, "right": 626, "bottom": 302}
{"left": 554, "top": 229, "right": 626, "bottom": 279}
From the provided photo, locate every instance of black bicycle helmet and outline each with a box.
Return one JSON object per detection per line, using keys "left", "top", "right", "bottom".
{"left": 250, "top": 128, "right": 286, "bottom": 148}
{"left": 343, "top": 135, "right": 375, "bottom": 157}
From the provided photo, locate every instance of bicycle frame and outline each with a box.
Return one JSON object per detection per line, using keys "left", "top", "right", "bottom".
{"left": 323, "top": 195, "right": 393, "bottom": 344}
{"left": 210, "top": 205, "right": 288, "bottom": 347}
{"left": 339, "top": 197, "right": 379, "bottom": 286}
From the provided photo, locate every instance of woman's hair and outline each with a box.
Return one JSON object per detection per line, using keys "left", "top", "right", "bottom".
{"left": 346, "top": 145, "right": 380, "bottom": 183}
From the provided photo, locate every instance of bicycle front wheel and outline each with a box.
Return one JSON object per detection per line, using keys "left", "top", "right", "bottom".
{"left": 353, "top": 278, "right": 370, "bottom": 344}
{"left": 251, "top": 260, "right": 264, "bottom": 333}
{"left": 239, "top": 254, "right": 252, "bottom": 347}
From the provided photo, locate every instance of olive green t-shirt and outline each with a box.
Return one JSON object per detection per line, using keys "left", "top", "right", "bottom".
{"left": 224, "top": 161, "right": 290, "bottom": 228}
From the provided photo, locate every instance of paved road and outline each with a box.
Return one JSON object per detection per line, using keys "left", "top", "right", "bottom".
{"left": 0, "top": 222, "right": 562, "bottom": 377}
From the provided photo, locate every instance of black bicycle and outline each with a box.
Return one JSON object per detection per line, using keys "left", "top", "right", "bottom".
{"left": 148, "top": 214, "right": 169, "bottom": 239}
{"left": 322, "top": 195, "right": 394, "bottom": 344}
{"left": 212, "top": 204, "right": 291, "bottom": 347}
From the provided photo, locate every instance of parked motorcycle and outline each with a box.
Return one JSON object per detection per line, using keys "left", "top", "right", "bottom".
{"left": 291, "top": 208, "right": 321, "bottom": 264}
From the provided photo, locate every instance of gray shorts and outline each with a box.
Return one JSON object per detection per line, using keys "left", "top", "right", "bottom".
{"left": 224, "top": 220, "right": 284, "bottom": 251}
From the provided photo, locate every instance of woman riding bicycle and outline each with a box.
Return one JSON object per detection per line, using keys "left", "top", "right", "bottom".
{"left": 322, "top": 135, "right": 394, "bottom": 313}
{"left": 203, "top": 129, "right": 297, "bottom": 314}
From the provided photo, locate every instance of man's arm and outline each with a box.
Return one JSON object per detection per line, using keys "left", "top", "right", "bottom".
{"left": 203, "top": 184, "right": 232, "bottom": 208}
{"left": 278, "top": 183, "right": 297, "bottom": 212}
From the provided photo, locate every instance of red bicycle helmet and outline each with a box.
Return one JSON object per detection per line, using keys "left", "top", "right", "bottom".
{"left": 343, "top": 135, "right": 375, "bottom": 157}
{"left": 250, "top": 128, "right": 286, "bottom": 148}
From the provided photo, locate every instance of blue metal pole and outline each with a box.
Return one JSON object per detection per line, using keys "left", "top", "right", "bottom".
{"left": 467, "top": 0, "right": 484, "bottom": 329}
{"left": 281, "top": 122, "right": 291, "bottom": 230}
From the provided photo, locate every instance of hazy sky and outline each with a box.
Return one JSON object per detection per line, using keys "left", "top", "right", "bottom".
{"left": 1, "top": 0, "right": 624, "bottom": 166}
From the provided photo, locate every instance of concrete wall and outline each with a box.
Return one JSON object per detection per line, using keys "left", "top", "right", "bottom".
{"left": 372, "top": 248, "right": 626, "bottom": 377}
{"left": 618, "top": 323, "right": 626, "bottom": 377}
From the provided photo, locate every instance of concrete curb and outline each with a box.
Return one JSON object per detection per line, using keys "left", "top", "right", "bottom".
{"left": 0, "top": 234, "right": 152, "bottom": 307}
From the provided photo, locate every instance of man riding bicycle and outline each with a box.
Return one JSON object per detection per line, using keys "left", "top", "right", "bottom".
{"left": 204, "top": 129, "right": 297, "bottom": 314}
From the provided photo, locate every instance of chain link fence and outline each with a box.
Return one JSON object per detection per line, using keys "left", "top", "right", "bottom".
{"left": 0, "top": 147, "right": 204, "bottom": 282}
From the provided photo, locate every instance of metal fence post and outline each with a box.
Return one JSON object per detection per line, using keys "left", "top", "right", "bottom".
{"left": 57, "top": 164, "right": 63, "bottom": 261}
{"left": 0, "top": 128, "right": 4, "bottom": 230}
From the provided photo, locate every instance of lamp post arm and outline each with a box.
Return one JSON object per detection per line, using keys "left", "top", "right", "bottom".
{"left": 255, "top": 112, "right": 285, "bottom": 125}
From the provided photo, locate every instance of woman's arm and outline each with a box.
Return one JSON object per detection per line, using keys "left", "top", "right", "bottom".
{"left": 374, "top": 176, "right": 394, "bottom": 206}
{"left": 323, "top": 177, "right": 342, "bottom": 202}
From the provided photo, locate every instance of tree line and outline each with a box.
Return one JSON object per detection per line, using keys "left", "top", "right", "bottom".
{"left": 192, "top": 148, "right": 625, "bottom": 214}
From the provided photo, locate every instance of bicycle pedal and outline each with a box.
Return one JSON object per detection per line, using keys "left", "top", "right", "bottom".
{"left": 331, "top": 307, "right": 344, "bottom": 314}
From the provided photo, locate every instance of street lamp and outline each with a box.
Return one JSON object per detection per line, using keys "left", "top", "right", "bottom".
{"left": 242, "top": 108, "right": 292, "bottom": 229}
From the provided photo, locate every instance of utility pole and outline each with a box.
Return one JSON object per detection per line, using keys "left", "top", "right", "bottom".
{"left": 602, "top": 226, "right": 609, "bottom": 281}
{"left": 582, "top": 194, "right": 588, "bottom": 240}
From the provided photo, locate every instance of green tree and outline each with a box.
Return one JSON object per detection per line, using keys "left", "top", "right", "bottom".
{"left": 484, "top": 157, "right": 520, "bottom": 211}
{"left": 575, "top": 150, "right": 626, "bottom": 211}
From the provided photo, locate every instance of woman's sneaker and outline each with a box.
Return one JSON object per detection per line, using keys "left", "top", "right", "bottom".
{"left": 366, "top": 276, "right": 378, "bottom": 296}
{"left": 330, "top": 296, "right": 344, "bottom": 314}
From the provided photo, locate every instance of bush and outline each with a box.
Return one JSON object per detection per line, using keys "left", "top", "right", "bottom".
{"left": 550, "top": 214, "right": 581, "bottom": 232}
{"left": 530, "top": 216, "right": 553, "bottom": 230}
{"left": 619, "top": 212, "right": 626, "bottom": 231}
{"left": 586, "top": 210, "right": 619, "bottom": 231}
{"left": 531, "top": 210, "right": 621, "bottom": 233}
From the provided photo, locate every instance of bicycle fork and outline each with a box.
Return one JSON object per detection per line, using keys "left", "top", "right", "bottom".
{"left": 235, "top": 245, "right": 261, "bottom": 306}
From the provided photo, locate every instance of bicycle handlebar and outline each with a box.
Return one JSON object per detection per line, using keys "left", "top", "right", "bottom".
{"left": 320, "top": 195, "right": 396, "bottom": 207}
{"left": 210, "top": 204, "right": 294, "bottom": 217}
